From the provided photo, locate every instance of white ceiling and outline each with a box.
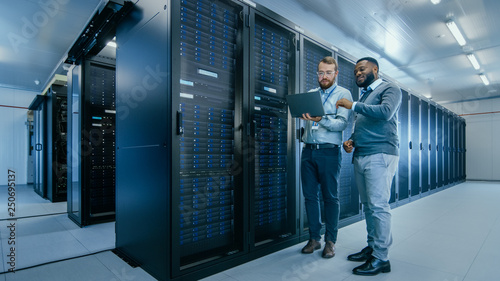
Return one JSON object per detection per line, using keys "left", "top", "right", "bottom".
{"left": 0, "top": 0, "right": 104, "bottom": 92}
{"left": 1, "top": 0, "right": 499, "bottom": 106}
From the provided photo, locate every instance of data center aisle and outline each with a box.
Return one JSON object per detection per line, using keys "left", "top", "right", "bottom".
{"left": 0, "top": 184, "right": 119, "bottom": 279}
{"left": 1, "top": 181, "right": 498, "bottom": 280}
{"left": 201, "top": 181, "right": 500, "bottom": 281}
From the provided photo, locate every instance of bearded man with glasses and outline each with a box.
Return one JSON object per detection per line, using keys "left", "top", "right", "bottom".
{"left": 299, "top": 56, "right": 353, "bottom": 258}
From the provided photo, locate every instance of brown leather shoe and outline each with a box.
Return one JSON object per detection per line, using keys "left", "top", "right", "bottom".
{"left": 322, "top": 241, "right": 335, "bottom": 258}
{"left": 301, "top": 239, "right": 321, "bottom": 254}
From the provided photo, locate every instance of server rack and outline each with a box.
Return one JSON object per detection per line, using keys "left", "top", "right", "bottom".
{"left": 443, "top": 111, "right": 450, "bottom": 185}
{"left": 410, "top": 94, "right": 420, "bottom": 197}
{"left": 459, "top": 119, "right": 466, "bottom": 180}
{"left": 249, "top": 12, "right": 298, "bottom": 248}
{"left": 29, "top": 95, "right": 47, "bottom": 198}
{"left": 453, "top": 115, "right": 457, "bottom": 183}
{"left": 67, "top": 55, "right": 116, "bottom": 226}
{"left": 449, "top": 114, "right": 455, "bottom": 183}
{"left": 174, "top": 0, "right": 247, "bottom": 272}
{"left": 46, "top": 84, "right": 68, "bottom": 202}
{"left": 437, "top": 108, "right": 444, "bottom": 188}
{"left": 429, "top": 104, "right": 437, "bottom": 190}
{"left": 398, "top": 89, "right": 410, "bottom": 202}
{"left": 420, "top": 100, "right": 429, "bottom": 194}
{"left": 336, "top": 55, "right": 361, "bottom": 217}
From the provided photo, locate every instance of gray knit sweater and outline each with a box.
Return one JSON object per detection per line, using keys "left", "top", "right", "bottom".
{"left": 350, "top": 81, "right": 402, "bottom": 156}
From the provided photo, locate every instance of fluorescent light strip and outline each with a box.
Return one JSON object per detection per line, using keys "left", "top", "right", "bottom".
{"left": 446, "top": 20, "right": 466, "bottom": 46}
{"left": 467, "top": 54, "right": 480, "bottom": 70}
{"left": 479, "top": 74, "right": 489, "bottom": 86}
{"left": 431, "top": 0, "right": 441, "bottom": 4}
{"left": 107, "top": 41, "right": 117, "bottom": 48}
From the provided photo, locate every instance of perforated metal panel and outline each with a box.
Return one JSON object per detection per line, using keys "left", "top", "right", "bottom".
{"left": 398, "top": 89, "right": 409, "bottom": 200}
{"left": 336, "top": 56, "right": 359, "bottom": 219}
{"left": 252, "top": 15, "right": 293, "bottom": 243}
{"left": 177, "top": 0, "right": 241, "bottom": 261}
{"left": 87, "top": 62, "right": 116, "bottom": 217}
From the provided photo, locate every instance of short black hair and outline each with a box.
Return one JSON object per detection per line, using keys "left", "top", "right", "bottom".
{"left": 356, "top": 57, "right": 379, "bottom": 69}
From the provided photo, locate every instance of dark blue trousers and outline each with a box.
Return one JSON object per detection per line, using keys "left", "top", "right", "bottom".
{"left": 301, "top": 146, "right": 341, "bottom": 243}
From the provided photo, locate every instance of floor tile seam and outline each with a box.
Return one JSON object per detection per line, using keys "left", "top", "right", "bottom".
{"left": 87, "top": 250, "right": 131, "bottom": 281}
{"left": 0, "top": 212, "right": 67, "bottom": 222}
{"left": 0, "top": 249, "right": 111, "bottom": 275}
{"left": 53, "top": 218, "right": 98, "bottom": 255}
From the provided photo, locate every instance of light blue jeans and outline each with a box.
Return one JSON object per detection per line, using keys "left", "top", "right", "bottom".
{"left": 353, "top": 153, "right": 398, "bottom": 261}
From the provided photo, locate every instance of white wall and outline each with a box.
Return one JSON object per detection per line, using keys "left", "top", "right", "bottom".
{"left": 0, "top": 88, "right": 38, "bottom": 185}
{"left": 444, "top": 97, "right": 500, "bottom": 181}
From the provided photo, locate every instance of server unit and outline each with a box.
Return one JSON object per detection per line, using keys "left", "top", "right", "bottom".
{"left": 443, "top": 111, "right": 450, "bottom": 185}
{"left": 28, "top": 83, "right": 68, "bottom": 202}
{"left": 67, "top": 54, "right": 116, "bottom": 226}
{"left": 46, "top": 84, "right": 68, "bottom": 202}
{"left": 409, "top": 95, "right": 420, "bottom": 198}
{"left": 249, "top": 11, "right": 298, "bottom": 248}
{"left": 336, "top": 55, "right": 361, "bottom": 219}
{"left": 29, "top": 95, "right": 47, "bottom": 198}
{"left": 398, "top": 89, "right": 410, "bottom": 202}
{"left": 429, "top": 104, "right": 437, "bottom": 190}
{"left": 420, "top": 100, "right": 429, "bottom": 194}
{"left": 437, "top": 108, "right": 444, "bottom": 187}
{"left": 459, "top": 119, "right": 466, "bottom": 180}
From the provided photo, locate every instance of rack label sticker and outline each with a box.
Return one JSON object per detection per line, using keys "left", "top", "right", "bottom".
{"left": 198, "top": 69, "right": 218, "bottom": 78}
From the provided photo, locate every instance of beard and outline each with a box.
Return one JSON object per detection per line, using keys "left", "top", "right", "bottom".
{"left": 319, "top": 78, "right": 334, "bottom": 90}
{"left": 356, "top": 71, "right": 375, "bottom": 88}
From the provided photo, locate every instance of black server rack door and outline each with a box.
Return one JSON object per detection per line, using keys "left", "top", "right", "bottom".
{"left": 398, "top": 90, "right": 409, "bottom": 200}
{"left": 410, "top": 95, "right": 420, "bottom": 197}
{"left": 420, "top": 100, "right": 429, "bottom": 193}
{"left": 33, "top": 101, "right": 47, "bottom": 198}
{"left": 429, "top": 104, "right": 437, "bottom": 190}
{"left": 67, "top": 64, "right": 83, "bottom": 226}
{"left": 300, "top": 39, "right": 333, "bottom": 231}
{"left": 443, "top": 112, "right": 450, "bottom": 185}
{"left": 449, "top": 115, "right": 455, "bottom": 183}
{"left": 461, "top": 119, "right": 466, "bottom": 180}
{"left": 336, "top": 56, "right": 360, "bottom": 216}
{"left": 47, "top": 85, "right": 68, "bottom": 203}
{"left": 175, "top": 0, "right": 245, "bottom": 270}
{"left": 454, "top": 117, "right": 460, "bottom": 182}
{"left": 437, "top": 109, "right": 444, "bottom": 187}
{"left": 251, "top": 14, "right": 296, "bottom": 245}
{"left": 82, "top": 58, "right": 116, "bottom": 225}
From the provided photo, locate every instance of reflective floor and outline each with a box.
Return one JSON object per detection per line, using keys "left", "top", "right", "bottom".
{"left": 0, "top": 181, "right": 498, "bottom": 281}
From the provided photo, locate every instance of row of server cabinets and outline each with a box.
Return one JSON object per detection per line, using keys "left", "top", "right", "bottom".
{"left": 113, "top": 0, "right": 465, "bottom": 280}
{"left": 28, "top": 53, "right": 117, "bottom": 226}
{"left": 29, "top": 84, "right": 68, "bottom": 203}
{"left": 395, "top": 91, "right": 466, "bottom": 205}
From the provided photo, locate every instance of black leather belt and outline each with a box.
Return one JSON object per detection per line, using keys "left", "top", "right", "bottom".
{"left": 304, "top": 143, "right": 338, "bottom": 150}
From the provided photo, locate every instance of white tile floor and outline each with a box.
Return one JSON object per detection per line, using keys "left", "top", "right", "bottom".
{"left": 0, "top": 181, "right": 498, "bottom": 280}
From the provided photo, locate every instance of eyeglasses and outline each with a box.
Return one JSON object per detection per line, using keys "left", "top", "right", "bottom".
{"left": 317, "top": 71, "right": 335, "bottom": 77}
